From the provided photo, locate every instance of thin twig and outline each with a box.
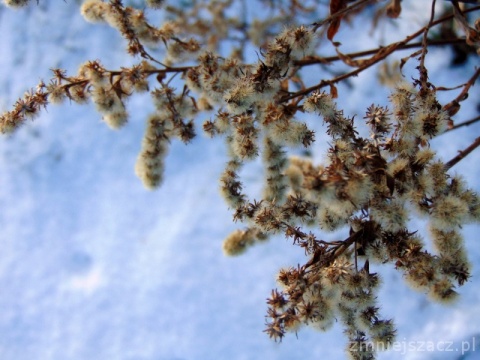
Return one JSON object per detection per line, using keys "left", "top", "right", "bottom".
{"left": 109, "top": 0, "right": 164, "bottom": 66}
{"left": 418, "top": 0, "right": 437, "bottom": 90}
{"left": 445, "top": 115, "right": 480, "bottom": 132}
{"left": 280, "top": 29, "right": 428, "bottom": 103}
{"left": 443, "top": 67, "right": 480, "bottom": 115}
{"left": 293, "top": 38, "right": 467, "bottom": 67}
{"left": 281, "top": 4, "right": 480, "bottom": 103}
{"left": 312, "top": 0, "right": 375, "bottom": 32}
{"left": 445, "top": 136, "right": 480, "bottom": 169}
{"left": 109, "top": 66, "right": 192, "bottom": 77}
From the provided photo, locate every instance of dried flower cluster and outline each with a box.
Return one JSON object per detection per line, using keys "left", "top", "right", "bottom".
{"left": 1, "top": 0, "right": 480, "bottom": 358}
{"left": 262, "top": 86, "right": 479, "bottom": 354}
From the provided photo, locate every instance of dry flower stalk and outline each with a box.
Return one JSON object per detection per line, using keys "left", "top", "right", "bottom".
{"left": 1, "top": 0, "right": 480, "bottom": 358}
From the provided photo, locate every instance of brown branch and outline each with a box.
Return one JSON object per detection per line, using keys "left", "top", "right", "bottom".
{"left": 312, "top": 0, "right": 376, "bottom": 32}
{"left": 109, "top": 0, "right": 164, "bottom": 65}
{"left": 418, "top": 0, "right": 437, "bottom": 91}
{"left": 445, "top": 115, "right": 480, "bottom": 132}
{"left": 280, "top": 31, "right": 426, "bottom": 103}
{"left": 293, "top": 38, "right": 467, "bottom": 67}
{"left": 443, "top": 67, "right": 480, "bottom": 116}
{"left": 281, "top": 5, "right": 480, "bottom": 103}
{"left": 304, "top": 230, "right": 360, "bottom": 270}
{"left": 445, "top": 136, "right": 480, "bottom": 170}
{"left": 312, "top": 3, "right": 480, "bottom": 40}
{"left": 314, "top": 3, "right": 480, "bottom": 67}
{"left": 109, "top": 66, "right": 192, "bottom": 76}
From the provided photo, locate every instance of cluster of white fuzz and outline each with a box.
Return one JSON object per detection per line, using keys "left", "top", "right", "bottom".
{"left": 259, "top": 85, "right": 480, "bottom": 351}
{"left": 134, "top": 114, "right": 172, "bottom": 189}
{"left": 59, "top": 60, "right": 152, "bottom": 129}
{"left": 265, "top": 257, "right": 395, "bottom": 356}
{"left": 1, "top": 2, "right": 479, "bottom": 358}
{"left": 81, "top": 0, "right": 175, "bottom": 47}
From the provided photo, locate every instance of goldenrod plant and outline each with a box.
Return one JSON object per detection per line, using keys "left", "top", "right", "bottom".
{"left": 1, "top": 0, "right": 480, "bottom": 358}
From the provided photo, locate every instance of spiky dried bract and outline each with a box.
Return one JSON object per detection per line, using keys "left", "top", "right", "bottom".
{"left": 79, "top": 61, "right": 107, "bottom": 86}
{"left": 260, "top": 77, "right": 479, "bottom": 353}
{"left": 263, "top": 138, "right": 288, "bottom": 203}
{"left": 0, "top": 85, "right": 48, "bottom": 133}
{"left": 0, "top": 112, "right": 21, "bottom": 134}
{"left": 46, "top": 82, "right": 66, "bottom": 105}
{"left": 390, "top": 83, "right": 414, "bottom": 122}
{"left": 264, "top": 35, "right": 291, "bottom": 72}
{"left": 281, "top": 26, "right": 316, "bottom": 60}
{"left": 303, "top": 91, "right": 337, "bottom": 118}
{"left": 253, "top": 202, "right": 283, "bottom": 233}
{"left": 268, "top": 252, "right": 394, "bottom": 357}
{"left": 370, "top": 319, "right": 396, "bottom": 347}
{"left": 364, "top": 105, "right": 391, "bottom": 142}
{"left": 220, "top": 160, "right": 245, "bottom": 208}
{"left": 120, "top": 61, "right": 151, "bottom": 93}
{"left": 224, "top": 78, "right": 255, "bottom": 115}
{"left": 414, "top": 107, "right": 449, "bottom": 140}
{"left": 229, "top": 113, "right": 259, "bottom": 159}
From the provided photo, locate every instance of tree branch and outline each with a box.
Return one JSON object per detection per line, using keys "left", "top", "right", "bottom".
{"left": 281, "top": 5, "right": 480, "bottom": 104}
{"left": 445, "top": 136, "right": 480, "bottom": 169}
{"left": 445, "top": 115, "right": 480, "bottom": 132}
{"left": 312, "top": 0, "right": 376, "bottom": 32}
{"left": 293, "top": 38, "right": 467, "bottom": 67}
{"left": 443, "top": 67, "right": 480, "bottom": 117}
{"left": 418, "top": 0, "right": 437, "bottom": 91}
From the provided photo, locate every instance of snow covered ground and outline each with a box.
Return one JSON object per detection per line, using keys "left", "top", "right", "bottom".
{"left": 0, "top": 1, "right": 479, "bottom": 359}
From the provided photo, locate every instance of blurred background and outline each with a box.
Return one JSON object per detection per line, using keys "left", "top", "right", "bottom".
{"left": 0, "top": 1, "right": 479, "bottom": 359}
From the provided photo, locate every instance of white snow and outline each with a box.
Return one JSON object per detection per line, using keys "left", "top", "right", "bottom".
{"left": 0, "top": 1, "right": 479, "bottom": 359}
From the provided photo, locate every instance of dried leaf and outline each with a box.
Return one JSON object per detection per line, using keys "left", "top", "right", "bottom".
{"left": 451, "top": 0, "right": 480, "bottom": 47}
{"left": 330, "top": 0, "right": 346, "bottom": 17}
{"left": 327, "top": 0, "right": 348, "bottom": 41}
{"left": 335, "top": 48, "right": 367, "bottom": 67}
{"left": 330, "top": 84, "right": 338, "bottom": 98}
{"left": 336, "top": 43, "right": 401, "bottom": 69}
{"left": 327, "top": 19, "right": 342, "bottom": 41}
{"left": 386, "top": 0, "right": 402, "bottom": 19}
{"left": 445, "top": 101, "right": 461, "bottom": 117}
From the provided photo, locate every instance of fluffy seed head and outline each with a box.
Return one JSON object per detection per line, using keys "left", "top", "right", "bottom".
{"left": 223, "top": 229, "right": 258, "bottom": 256}
{"left": 431, "top": 195, "right": 469, "bottom": 230}
{"left": 81, "top": 0, "right": 109, "bottom": 23}
{"left": 224, "top": 79, "right": 255, "bottom": 115}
